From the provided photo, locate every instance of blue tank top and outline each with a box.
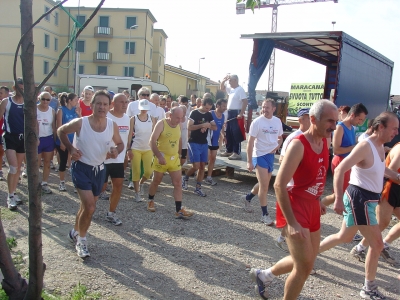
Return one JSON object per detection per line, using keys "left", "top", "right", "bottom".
{"left": 3, "top": 97, "right": 24, "bottom": 134}
{"left": 337, "top": 121, "right": 356, "bottom": 158}
{"left": 55, "top": 105, "right": 79, "bottom": 145}
{"left": 207, "top": 110, "right": 225, "bottom": 147}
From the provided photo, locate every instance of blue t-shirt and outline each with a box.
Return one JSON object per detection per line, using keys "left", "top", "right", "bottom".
{"left": 55, "top": 105, "right": 79, "bottom": 145}
{"left": 336, "top": 121, "right": 356, "bottom": 158}
{"left": 207, "top": 110, "right": 225, "bottom": 147}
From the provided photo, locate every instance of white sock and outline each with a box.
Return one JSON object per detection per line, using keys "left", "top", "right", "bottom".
{"left": 60, "top": 180, "right": 65, "bottom": 183}
{"left": 260, "top": 268, "right": 275, "bottom": 282}
{"left": 207, "top": 176, "right": 212, "bottom": 180}
{"left": 8, "top": 193, "right": 14, "bottom": 198}
{"left": 77, "top": 236, "right": 86, "bottom": 243}
{"left": 108, "top": 211, "right": 114, "bottom": 215}
{"left": 41, "top": 181, "right": 47, "bottom": 186}
{"left": 383, "top": 241, "right": 390, "bottom": 249}
{"left": 356, "top": 243, "right": 366, "bottom": 252}
{"left": 277, "top": 235, "right": 285, "bottom": 243}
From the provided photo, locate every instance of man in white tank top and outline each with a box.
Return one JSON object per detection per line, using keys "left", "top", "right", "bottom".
{"left": 319, "top": 112, "right": 400, "bottom": 299}
{"left": 58, "top": 90, "right": 124, "bottom": 258}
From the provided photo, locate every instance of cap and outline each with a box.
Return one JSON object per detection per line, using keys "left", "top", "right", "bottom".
{"left": 83, "top": 86, "right": 94, "bottom": 92}
{"left": 15, "top": 77, "right": 23, "bottom": 85}
{"left": 297, "top": 108, "right": 310, "bottom": 117}
{"left": 108, "top": 91, "right": 115, "bottom": 99}
{"left": 138, "top": 99, "right": 150, "bottom": 111}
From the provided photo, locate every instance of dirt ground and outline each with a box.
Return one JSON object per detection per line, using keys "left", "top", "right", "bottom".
{"left": 1, "top": 166, "right": 399, "bottom": 299}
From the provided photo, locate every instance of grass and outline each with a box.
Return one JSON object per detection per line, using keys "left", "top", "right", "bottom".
{"left": 0, "top": 208, "right": 18, "bottom": 220}
{"left": 6, "top": 237, "right": 17, "bottom": 250}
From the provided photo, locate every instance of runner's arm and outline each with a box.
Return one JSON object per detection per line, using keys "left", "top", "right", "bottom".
{"left": 238, "top": 98, "right": 248, "bottom": 118}
{"left": 57, "top": 118, "right": 82, "bottom": 153}
{"left": 0, "top": 98, "right": 8, "bottom": 118}
{"left": 332, "top": 125, "right": 355, "bottom": 155}
{"left": 385, "top": 146, "right": 400, "bottom": 183}
{"left": 112, "top": 122, "right": 124, "bottom": 155}
{"left": 246, "top": 135, "right": 255, "bottom": 171}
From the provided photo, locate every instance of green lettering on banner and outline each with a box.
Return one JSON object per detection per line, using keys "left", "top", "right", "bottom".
{"left": 288, "top": 82, "right": 324, "bottom": 116}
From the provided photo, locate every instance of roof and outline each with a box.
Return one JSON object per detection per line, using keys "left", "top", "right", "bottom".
{"left": 154, "top": 29, "right": 168, "bottom": 39}
{"left": 164, "top": 64, "right": 209, "bottom": 80}
{"left": 206, "top": 79, "right": 220, "bottom": 86}
{"left": 65, "top": 7, "right": 157, "bottom": 23}
{"left": 240, "top": 31, "right": 394, "bottom": 67}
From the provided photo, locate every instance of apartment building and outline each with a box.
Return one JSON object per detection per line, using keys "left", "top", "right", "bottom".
{"left": 0, "top": 0, "right": 167, "bottom": 89}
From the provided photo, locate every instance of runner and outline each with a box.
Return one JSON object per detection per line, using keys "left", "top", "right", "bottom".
{"left": 37, "top": 91, "right": 56, "bottom": 194}
{"left": 0, "top": 78, "right": 25, "bottom": 210}
{"left": 319, "top": 112, "right": 400, "bottom": 299}
{"left": 246, "top": 99, "right": 283, "bottom": 226}
{"left": 205, "top": 99, "right": 227, "bottom": 186}
{"left": 79, "top": 86, "right": 94, "bottom": 117}
{"left": 148, "top": 106, "right": 193, "bottom": 218}
{"left": 249, "top": 99, "right": 337, "bottom": 300}
{"left": 0, "top": 86, "right": 9, "bottom": 181}
{"left": 182, "top": 98, "right": 216, "bottom": 197}
{"left": 58, "top": 90, "right": 124, "bottom": 258}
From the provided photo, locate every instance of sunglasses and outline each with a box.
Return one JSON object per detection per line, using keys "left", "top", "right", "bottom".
{"left": 41, "top": 98, "right": 51, "bottom": 101}
{"left": 140, "top": 94, "right": 150, "bottom": 97}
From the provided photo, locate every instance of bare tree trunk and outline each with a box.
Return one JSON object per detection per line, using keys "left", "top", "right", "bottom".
{"left": 0, "top": 218, "right": 28, "bottom": 299}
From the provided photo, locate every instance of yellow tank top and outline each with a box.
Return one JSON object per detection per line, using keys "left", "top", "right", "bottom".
{"left": 157, "top": 119, "right": 181, "bottom": 156}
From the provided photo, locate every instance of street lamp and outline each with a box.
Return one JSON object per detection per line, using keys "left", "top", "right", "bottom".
{"left": 198, "top": 57, "right": 205, "bottom": 95}
{"left": 128, "top": 25, "right": 139, "bottom": 77}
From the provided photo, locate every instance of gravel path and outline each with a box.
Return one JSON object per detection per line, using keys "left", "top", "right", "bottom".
{"left": 1, "top": 167, "right": 399, "bottom": 299}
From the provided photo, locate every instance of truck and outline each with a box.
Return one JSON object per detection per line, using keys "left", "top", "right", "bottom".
{"left": 76, "top": 74, "right": 170, "bottom": 99}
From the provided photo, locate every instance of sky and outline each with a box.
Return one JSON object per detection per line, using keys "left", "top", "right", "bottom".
{"left": 66, "top": 0, "right": 400, "bottom": 94}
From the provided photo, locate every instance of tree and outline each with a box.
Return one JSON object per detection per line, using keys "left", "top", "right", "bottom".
{"left": 237, "top": 0, "right": 261, "bottom": 11}
{"left": 0, "top": 1, "right": 105, "bottom": 299}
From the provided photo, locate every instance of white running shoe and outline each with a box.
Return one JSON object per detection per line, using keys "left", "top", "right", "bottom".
{"left": 204, "top": 177, "right": 217, "bottom": 186}
{"left": 241, "top": 195, "right": 253, "bottom": 213}
{"left": 139, "top": 184, "right": 144, "bottom": 196}
{"left": 128, "top": 181, "right": 134, "bottom": 189}
{"left": 260, "top": 214, "right": 274, "bottom": 226}
{"left": 7, "top": 196, "right": 17, "bottom": 210}
{"left": 134, "top": 192, "right": 143, "bottom": 202}
{"left": 14, "top": 194, "right": 22, "bottom": 205}
{"left": 99, "top": 191, "right": 109, "bottom": 200}
{"left": 76, "top": 241, "right": 90, "bottom": 258}
{"left": 41, "top": 184, "right": 52, "bottom": 194}
{"left": 59, "top": 182, "right": 67, "bottom": 191}
{"left": 105, "top": 212, "right": 122, "bottom": 226}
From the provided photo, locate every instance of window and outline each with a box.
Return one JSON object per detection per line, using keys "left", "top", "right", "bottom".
{"left": 44, "top": 61, "right": 49, "bottom": 74}
{"left": 160, "top": 36, "right": 162, "bottom": 47}
{"left": 76, "top": 40, "right": 85, "bottom": 52}
{"left": 54, "top": 38, "right": 58, "bottom": 51}
{"left": 44, "top": 6, "right": 50, "bottom": 21}
{"left": 125, "top": 42, "right": 135, "bottom": 54}
{"left": 124, "top": 67, "right": 134, "bottom": 77}
{"left": 77, "top": 15, "right": 86, "bottom": 25}
{"left": 151, "top": 25, "right": 154, "bottom": 37}
{"left": 98, "top": 41, "right": 108, "bottom": 53}
{"left": 126, "top": 17, "right": 137, "bottom": 29}
{"left": 79, "top": 65, "right": 84, "bottom": 74}
{"left": 149, "top": 48, "right": 152, "bottom": 60}
{"left": 44, "top": 34, "right": 50, "bottom": 48}
{"left": 55, "top": 12, "right": 59, "bottom": 25}
{"left": 159, "top": 57, "right": 161, "bottom": 67}
{"left": 53, "top": 64, "right": 57, "bottom": 77}
{"left": 97, "top": 66, "right": 107, "bottom": 75}
{"left": 99, "top": 16, "right": 109, "bottom": 27}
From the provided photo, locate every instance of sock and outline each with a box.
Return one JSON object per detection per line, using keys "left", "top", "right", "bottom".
{"left": 245, "top": 192, "right": 256, "bottom": 201}
{"left": 108, "top": 211, "right": 114, "bottom": 215}
{"left": 261, "top": 206, "right": 268, "bottom": 216}
{"left": 71, "top": 228, "right": 78, "bottom": 237}
{"left": 41, "top": 181, "right": 47, "bottom": 186}
{"left": 148, "top": 194, "right": 154, "bottom": 200}
{"left": 383, "top": 241, "right": 390, "bottom": 249}
{"left": 8, "top": 193, "right": 14, "bottom": 198}
{"left": 77, "top": 236, "right": 86, "bottom": 244}
{"left": 207, "top": 176, "right": 212, "bottom": 180}
{"left": 277, "top": 235, "right": 285, "bottom": 243}
{"left": 260, "top": 268, "right": 276, "bottom": 282}
{"left": 196, "top": 182, "right": 202, "bottom": 189}
{"left": 60, "top": 180, "right": 65, "bottom": 184}
{"left": 364, "top": 279, "right": 376, "bottom": 291}
{"left": 175, "top": 201, "right": 182, "bottom": 212}
{"left": 356, "top": 243, "right": 366, "bottom": 252}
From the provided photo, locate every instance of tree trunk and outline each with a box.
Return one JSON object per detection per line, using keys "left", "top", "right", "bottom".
{"left": 0, "top": 218, "right": 28, "bottom": 299}
{"left": 20, "top": 1, "right": 46, "bottom": 299}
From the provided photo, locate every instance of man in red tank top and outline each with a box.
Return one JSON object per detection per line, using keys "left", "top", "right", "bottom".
{"left": 249, "top": 100, "right": 338, "bottom": 300}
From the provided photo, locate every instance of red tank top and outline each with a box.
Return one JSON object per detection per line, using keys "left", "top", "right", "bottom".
{"left": 79, "top": 99, "right": 92, "bottom": 117}
{"left": 287, "top": 134, "right": 329, "bottom": 201}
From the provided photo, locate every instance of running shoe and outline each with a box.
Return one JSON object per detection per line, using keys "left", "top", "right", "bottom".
{"left": 249, "top": 268, "right": 272, "bottom": 300}
{"left": 219, "top": 152, "right": 232, "bottom": 157}
{"left": 360, "top": 285, "right": 386, "bottom": 299}
{"left": 68, "top": 229, "right": 78, "bottom": 244}
{"left": 105, "top": 184, "right": 111, "bottom": 192}
{"left": 380, "top": 247, "right": 397, "bottom": 265}
{"left": 99, "top": 191, "right": 109, "bottom": 200}
{"left": 74, "top": 188, "right": 77, "bottom": 193}
{"left": 175, "top": 207, "right": 194, "bottom": 219}
{"left": 241, "top": 195, "right": 253, "bottom": 213}
{"left": 182, "top": 177, "right": 188, "bottom": 191}
{"left": 134, "top": 192, "right": 143, "bottom": 203}
{"left": 105, "top": 212, "right": 122, "bottom": 226}
{"left": 22, "top": 168, "right": 27, "bottom": 178}
{"left": 350, "top": 246, "right": 366, "bottom": 263}
{"left": 353, "top": 233, "right": 363, "bottom": 241}
{"left": 139, "top": 184, "right": 144, "bottom": 196}
{"left": 7, "top": 196, "right": 17, "bottom": 211}
{"left": 50, "top": 161, "right": 55, "bottom": 169}
{"left": 260, "top": 214, "right": 274, "bottom": 226}
{"left": 124, "top": 175, "right": 128, "bottom": 181}
{"left": 76, "top": 241, "right": 90, "bottom": 258}
{"left": 54, "top": 164, "right": 59, "bottom": 172}
{"left": 194, "top": 188, "right": 206, "bottom": 197}
{"left": 147, "top": 200, "right": 156, "bottom": 212}
{"left": 59, "top": 182, "right": 67, "bottom": 191}
{"left": 14, "top": 194, "right": 22, "bottom": 205}
{"left": 275, "top": 238, "right": 289, "bottom": 253}
{"left": 228, "top": 153, "right": 242, "bottom": 160}
{"left": 204, "top": 177, "right": 217, "bottom": 186}
{"left": 128, "top": 181, "right": 134, "bottom": 189}
{"left": 41, "top": 184, "right": 52, "bottom": 194}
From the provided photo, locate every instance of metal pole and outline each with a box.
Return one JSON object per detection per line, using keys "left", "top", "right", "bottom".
{"left": 198, "top": 57, "right": 205, "bottom": 95}
{"left": 128, "top": 25, "right": 138, "bottom": 77}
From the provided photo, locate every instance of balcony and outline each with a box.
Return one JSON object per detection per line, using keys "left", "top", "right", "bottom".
{"left": 94, "top": 26, "right": 113, "bottom": 38}
{"left": 93, "top": 52, "right": 112, "bottom": 63}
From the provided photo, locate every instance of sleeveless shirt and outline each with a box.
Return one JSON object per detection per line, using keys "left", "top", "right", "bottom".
{"left": 106, "top": 113, "right": 130, "bottom": 164}
{"left": 336, "top": 121, "right": 356, "bottom": 158}
{"left": 131, "top": 114, "right": 153, "bottom": 151}
{"left": 37, "top": 106, "right": 54, "bottom": 138}
{"left": 79, "top": 99, "right": 92, "bottom": 117}
{"left": 74, "top": 117, "right": 114, "bottom": 166}
{"left": 3, "top": 97, "right": 24, "bottom": 134}
{"left": 157, "top": 119, "right": 181, "bottom": 156}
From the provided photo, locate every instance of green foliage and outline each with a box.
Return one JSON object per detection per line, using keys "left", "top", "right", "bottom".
{"left": 53, "top": 85, "right": 73, "bottom": 94}
{"left": 69, "top": 283, "right": 101, "bottom": 300}
{"left": 237, "top": 0, "right": 261, "bottom": 12}
{"left": 6, "top": 237, "right": 17, "bottom": 250}
{"left": 0, "top": 289, "right": 8, "bottom": 300}
{"left": 1, "top": 208, "right": 18, "bottom": 220}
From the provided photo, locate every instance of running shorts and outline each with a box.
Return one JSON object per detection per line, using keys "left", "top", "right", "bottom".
{"left": 3, "top": 132, "right": 25, "bottom": 153}
{"left": 381, "top": 180, "right": 400, "bottom": 209}
{"left": 252, "top": 153, "right": 274, "bottom": 173}
{"left": 38, "top": 135, "right": 55, "bottom": 154}
{"left": 104, "top": 162, "right": 124, "bottom": 182}
{"left": 188, "top": 142, "right": 208, "bottom": 163}
{"left": 71, "top": 160, "right": 106, "bottom": 197}
{"left": 152, "top": 153, "right": 181, "bottom": 173}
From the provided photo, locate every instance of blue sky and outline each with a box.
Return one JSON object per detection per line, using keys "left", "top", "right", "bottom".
{"left": 66, "top": 0, "right": 400, "bottom": 94}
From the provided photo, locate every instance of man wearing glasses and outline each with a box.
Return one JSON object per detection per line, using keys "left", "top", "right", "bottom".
{"left": 0, "top": 78, "right": 25, "bottom": 210}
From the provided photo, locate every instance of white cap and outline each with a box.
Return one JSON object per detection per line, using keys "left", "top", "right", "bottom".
{"left": 138, "top": 99, "right": 150, "bottom": 110}
{"left": 83, "top": 86, "right": 94, "bottom": 92}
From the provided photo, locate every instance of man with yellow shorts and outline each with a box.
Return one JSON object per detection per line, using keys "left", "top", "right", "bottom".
{"left": 148, "top": 106, "right": 194, "bottom": 219}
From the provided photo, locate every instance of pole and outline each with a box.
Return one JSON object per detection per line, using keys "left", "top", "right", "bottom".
{"left": 198, "top": 57, "right": 205, "bottom": 96}
{"left": 128, "top": 25, "right": 138, "bottom": 77}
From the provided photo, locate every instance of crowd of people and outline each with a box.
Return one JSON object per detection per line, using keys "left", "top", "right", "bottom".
{"left": 0, "top": 75, "right": 399, "bottom": 299}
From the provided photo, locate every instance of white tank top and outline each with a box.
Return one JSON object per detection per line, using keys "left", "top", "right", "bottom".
{"left": 131, "top": 114, "right": 152, "bottom": 151}
{"left": 37, "top": 107, "right": 54, "bottom": 138}
{"left": 349, "top": 138, "right": 385, "bottom": 193}
{"left": 74, "top": 117, "right": 114, "bottom": 166}
{"left": 181, "top": 116, "right": 188, "bottom": 149}
{"left": 105, "top": 113, "right": 130, "bottom": 164}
